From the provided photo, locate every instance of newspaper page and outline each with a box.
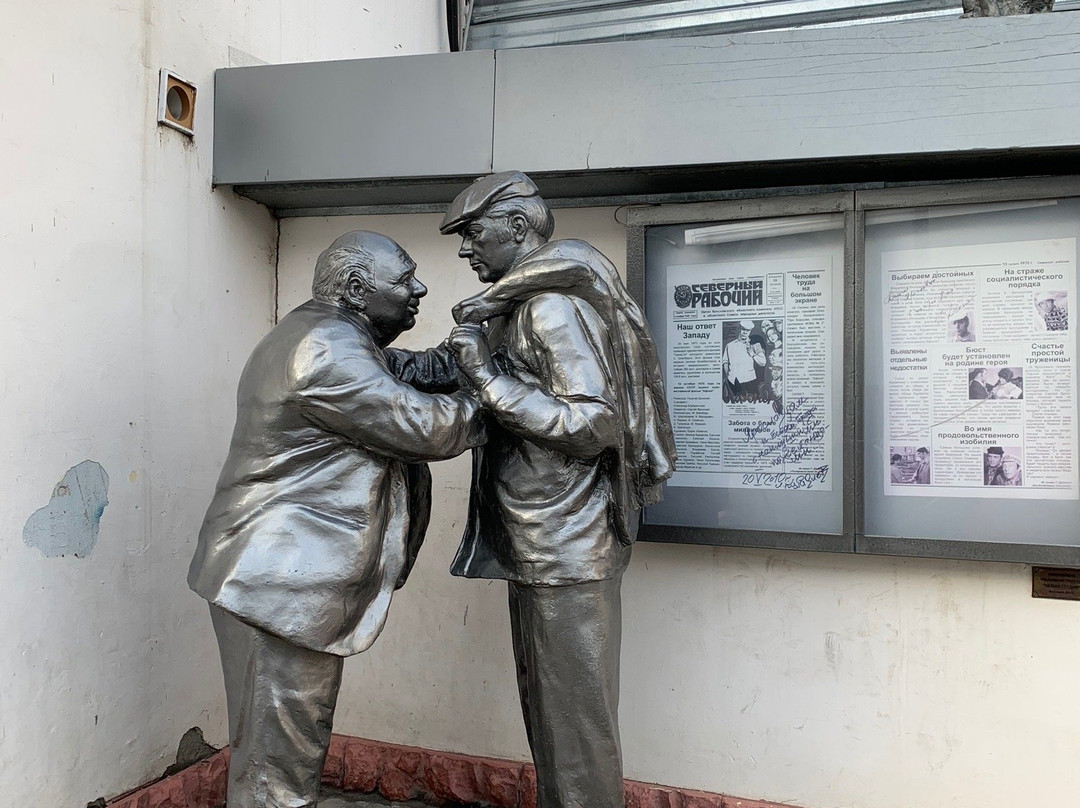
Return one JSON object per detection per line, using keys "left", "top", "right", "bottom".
{"left": 882, "top": 237, "right": 1078, "bottom": 499}
{"left": 664, "top": 256, "right": 833, "bottom": 491}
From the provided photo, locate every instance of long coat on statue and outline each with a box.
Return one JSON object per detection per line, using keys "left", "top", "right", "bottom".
{"left": 188, "top": 299, "right": 481, "bottom": 656}
{"left": 449, "top": 239, "right": 677, "bottom": 586}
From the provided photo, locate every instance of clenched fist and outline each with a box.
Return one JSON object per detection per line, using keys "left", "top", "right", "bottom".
{"left": 447, "top": 324, "right": 498, "bottom": 387}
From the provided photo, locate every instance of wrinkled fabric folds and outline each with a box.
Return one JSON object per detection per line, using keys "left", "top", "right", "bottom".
{"left": 455, "top": 239, "right": 677, "bottom": 543}
{"left": 189, "top": 300, "right": 482, "bottom": 656}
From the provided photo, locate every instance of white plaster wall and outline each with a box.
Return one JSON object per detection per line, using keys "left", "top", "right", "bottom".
{"left": 0, "top": 3, "right": 445, "bottom": 805}
{"left": 278, "top": 209, "right": 1080, "bottom": 808}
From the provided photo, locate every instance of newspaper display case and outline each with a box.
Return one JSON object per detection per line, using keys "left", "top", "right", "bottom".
{"left": 627, "top": 195, "right": 854, "bottom": 553}
{"left": 628, "top": 178, "right": 1080, "bottom": 563}
{"left": 858, "top": 181, "right": 1080, "bottom": 564}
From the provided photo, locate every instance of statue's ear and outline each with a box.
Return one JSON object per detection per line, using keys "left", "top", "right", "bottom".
{"left": 343, "top": 270, "right": 367, "bottom": 311}
{"left": 509, "top": 213, "right": 529, "bottom": 243}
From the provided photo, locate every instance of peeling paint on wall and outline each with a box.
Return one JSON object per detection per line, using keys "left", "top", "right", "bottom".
{"left": 23, "top": 461, "right": 110, "bottom": 558}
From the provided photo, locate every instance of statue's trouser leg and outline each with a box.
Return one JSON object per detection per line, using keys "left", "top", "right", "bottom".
{"left": 508, "top": 575, "right": 624, "bottom": 808}
{"left": 210, "top": 605, "right": 343, "bottom": 808}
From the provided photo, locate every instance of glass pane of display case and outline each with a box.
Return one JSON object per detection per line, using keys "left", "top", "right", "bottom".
{"left": 641, "top": 212, "right": 847, "bottom": 542}
{"left": 862, "top": 196, "right": 1080, "bottom": 554}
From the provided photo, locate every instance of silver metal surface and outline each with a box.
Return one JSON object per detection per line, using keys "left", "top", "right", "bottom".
{"left": 469, "top": 0, "right": 962, "bottom": 50}
{"left": 855, "top": 176, "right": 1080, "bottom": 212}
{"left": 856, "top": 535, "right": 1080, "bottom": 564}
{"left": 212, "top": 604, "right": 343, "bottom": 808}
{"left": 624, "top": 193, "right": 853, "bottom": 228}
{"left": 448, "top": 0, "right": 476, "bottom": 50}
{"left": 189, "top": 231, "right": 484, "bottom": 807}
{"left": 492, "top": 15, "right": 1080, "bottom": 175}
{"left": 441, "top": 172, "right": 676, "bottom": 807}
{"left": 842, "top": 208, "right": 857, "bottom": 544}
{"left": 212, "top": 15, "right": 1080, "bottom": 212}
{"left": 213, "top": 50, "right": 495, "bottom": 185}
{"left": 509, "top": 577, "right": 625, "bottom": 808}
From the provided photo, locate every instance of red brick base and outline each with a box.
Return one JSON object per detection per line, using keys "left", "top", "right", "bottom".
{"left": 107, "top": 735, "right": 793, "bottom": 808}
{"left": 107, "top": 751, "right": 229, "bottom": 808}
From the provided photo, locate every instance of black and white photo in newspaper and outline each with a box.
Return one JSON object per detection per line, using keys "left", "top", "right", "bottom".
{"left": 882, "top": 238, "right": 1078, "bottom": 499}
{"left": 665, "top": 256, "right": 833, "bottom": 491}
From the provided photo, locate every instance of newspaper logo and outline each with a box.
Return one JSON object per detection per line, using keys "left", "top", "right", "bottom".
{"left": 674, "top": 280, "right": 764, "bottom": 309}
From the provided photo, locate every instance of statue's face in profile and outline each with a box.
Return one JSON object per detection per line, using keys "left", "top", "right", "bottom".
{"left": 458, "top": 214, "right": 519, "bottom": 283}
{"left": 364, "top": 248, "right": 427, "bottom": 339}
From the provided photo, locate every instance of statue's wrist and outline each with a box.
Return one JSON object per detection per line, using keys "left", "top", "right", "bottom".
{"left": 470, "top": 361, "right": 499, "bottom": 388}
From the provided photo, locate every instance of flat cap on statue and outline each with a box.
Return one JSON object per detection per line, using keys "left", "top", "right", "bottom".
{"left": 439, "top": 170, "right": 541, "bottom": 234}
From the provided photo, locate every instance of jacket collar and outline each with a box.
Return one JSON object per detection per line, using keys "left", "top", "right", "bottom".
{"left": 305, "top": 299, "right": 378, "bottom": 342}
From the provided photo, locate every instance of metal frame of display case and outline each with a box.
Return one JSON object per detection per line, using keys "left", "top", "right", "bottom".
{"left": 627, "top": 176, "right": 1080, "bottom": 564}
{"left": 855, "top": 176, "right": 1080, "bottom": 565}
{"left": 626, "top": 192, "right": 857, "bottom": 554}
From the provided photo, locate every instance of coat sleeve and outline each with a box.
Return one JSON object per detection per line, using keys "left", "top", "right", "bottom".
{"left": 293, "top": 337, "right": 484, "bottom": 463}
{"left": 385, "top": 344, "right": 460, "bottom": 393}
{"left": 476, "top": 293, "right": 620, "bottom": 459}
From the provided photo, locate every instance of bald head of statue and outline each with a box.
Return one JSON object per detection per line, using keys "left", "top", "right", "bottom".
{"left": 312, "top": 230, "right": 428, "bottom": 347}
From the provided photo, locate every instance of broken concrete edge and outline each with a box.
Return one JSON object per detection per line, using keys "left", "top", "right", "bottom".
{"left": 163, "top": 727, "right": 220, "bottom": 778}
{"left": 105, "top": 734, "right": 796, "bottom": 808}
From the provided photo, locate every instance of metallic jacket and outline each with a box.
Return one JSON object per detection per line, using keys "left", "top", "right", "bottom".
{"left": 451, "top": 240, "right": 677, "bottom": 586}
{"left": 189, "top": 300, "right": 482, "bottom": 656}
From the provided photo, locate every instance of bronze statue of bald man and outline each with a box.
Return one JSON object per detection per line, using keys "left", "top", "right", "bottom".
{"left": 189, "top": 231, "right": 484, "bottom": 808}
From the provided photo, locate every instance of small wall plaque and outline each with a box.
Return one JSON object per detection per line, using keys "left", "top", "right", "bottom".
{"left": 1032, "top": 566, "right": 1080, "bottom": 601}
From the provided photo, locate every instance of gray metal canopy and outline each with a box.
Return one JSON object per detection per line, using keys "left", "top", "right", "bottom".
{"left": 213, "top": 14, "right": 1080, "bottom": 216}
{"left": 466, "top": 0, "right": 964, "bottom": 50}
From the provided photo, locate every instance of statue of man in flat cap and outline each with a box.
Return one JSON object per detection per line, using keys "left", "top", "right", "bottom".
{"left": 189, "top": 231, "right": 485, "bottom": 808}
{"left": 441, "top": 171, "right": 677, "bottom": 808}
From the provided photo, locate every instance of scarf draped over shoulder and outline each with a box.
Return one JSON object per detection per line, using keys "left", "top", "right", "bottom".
{"left": 456, "top": 239, "right": 677, "bottom": 541}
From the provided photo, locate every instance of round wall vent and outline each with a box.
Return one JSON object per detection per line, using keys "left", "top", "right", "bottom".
{"left": 158, "top": 69, "right": 196, "bottom": 136}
